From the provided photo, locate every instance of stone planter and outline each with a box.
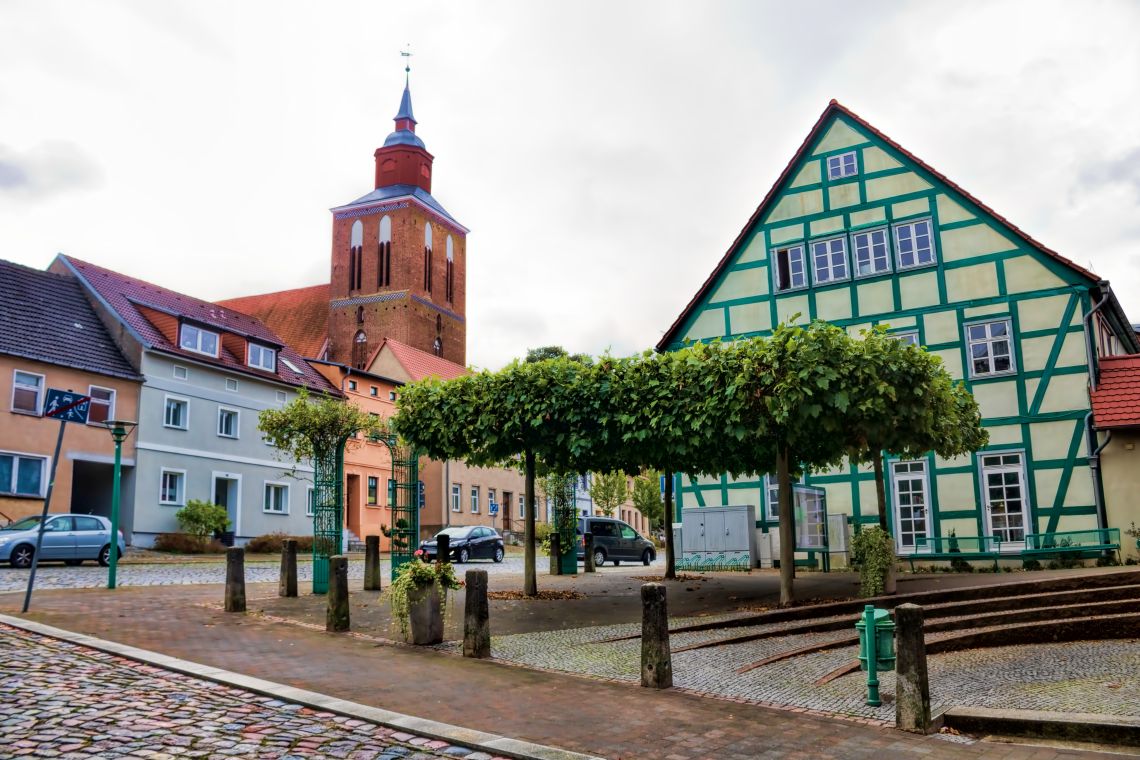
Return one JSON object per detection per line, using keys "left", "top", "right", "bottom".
{"left": 406, "top": 582, "right": 444, "bottom": 645}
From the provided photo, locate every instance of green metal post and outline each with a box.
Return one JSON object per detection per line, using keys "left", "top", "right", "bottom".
{"left": 864, "top": 604, "right": 881, "bottom": 706}
{"left": 108, "top": 430, "right": 123, "bottom": 589}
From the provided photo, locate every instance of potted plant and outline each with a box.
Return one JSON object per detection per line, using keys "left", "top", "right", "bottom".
{"left": 386, "top": 557, "right": 461, "bottom": 645}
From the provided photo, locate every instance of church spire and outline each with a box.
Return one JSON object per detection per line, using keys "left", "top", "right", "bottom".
{"left": 394, "top": 46, "right": 417, "bottom": 132}
{"left": 374, "top": 50, "right": 433, "bottom": 191}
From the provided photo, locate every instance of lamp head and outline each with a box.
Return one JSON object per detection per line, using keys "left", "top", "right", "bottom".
{"left": 103, "top": 419, "right": 138, "bottom": 444}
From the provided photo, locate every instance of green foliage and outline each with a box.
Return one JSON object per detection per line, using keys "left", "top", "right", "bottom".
{"left": 384, "top": 558, "right": 461, "bottom": 638}
{"left": 632, "top": 470, "right": 665, "bottom": 530}
{"left": 588, "top": 470, "right": 628, "bottom": 517}
{"left": 850, "top": 525, "right": 895, "bottom": 597}
{"left": 259, "top": 388, "right": 384, "bottom": 464}
{"left": 152, "top": 532, "right": 226, "bottom": 554}
{"left": 245, "top": 533, "right": 316, "bottom": 553}
{"left": 540, "top": 472, "right": 578, "bottom": 557}
{"left": 175, "top": 499, "right": 230, "bottom": 538}
{"left": 526, "top": 345, "right": 593, "bottom": 365}
{"left": 534, "top": 522, "right": 553, "bottom": 552}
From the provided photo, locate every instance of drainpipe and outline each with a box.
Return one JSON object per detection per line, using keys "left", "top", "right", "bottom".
{"left": 445, "top": 460, "right": 450, "bottom": 528}
{"left": 1085, "top": 412, "right": 1112, "bottom": 531}
{"left": 1083, "top": 286, "right": 1111, "bottom": 392}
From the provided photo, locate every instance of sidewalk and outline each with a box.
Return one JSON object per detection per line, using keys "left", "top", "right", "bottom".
{"left": 2, "top": 566, "right": 1127, "bottom": 760}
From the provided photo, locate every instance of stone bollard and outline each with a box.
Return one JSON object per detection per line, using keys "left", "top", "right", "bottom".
{"left": 363, "top": 535, "right": 381, "bottom": 591}
{"left": 584, "top": 532, "right": 595, "bottom": 573}
{"left": 895, "top": 603, "right": 932, "bottom": 733}
{"left": 327, "top": 555, "right": 350, "bottom": 632}
{"left": 279, "top": 539, "right": 298, "bottom": 598}
{"left": 225, "top": 547, "right": 246, "bottom": 613}
{"left": 437, "top": 534, "right": 450, "bottom": 565}
{"left": 640, "top": 583, "right": 672, "bottom": 688}
{"left": 463, "top": 569, "right": 491, "bottom": 658}
{"left": 549, "top": 533, "right": 561, "bottom": 575}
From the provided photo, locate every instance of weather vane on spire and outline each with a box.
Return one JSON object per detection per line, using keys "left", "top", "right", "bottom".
{"left": 401, "top": 45, "right": 412, "bottom": 79}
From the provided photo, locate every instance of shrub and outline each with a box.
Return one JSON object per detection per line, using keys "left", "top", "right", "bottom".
{"left": 246, "top": 532, "right": 316, "bottom": 553}
{"left": 850, "top": 526, "right": 894, "bottom": 598}
{"left": 1022, "top": 558, "right": 1043, "bottom": 571}
{"left": 153, "top": 532, "right": 226, "bottom": 554}
{"left": 175, "top": 499, "right": 230, "bottom": 538}
{"left": 534, "top": 522, "right": 554, "bottom": 552}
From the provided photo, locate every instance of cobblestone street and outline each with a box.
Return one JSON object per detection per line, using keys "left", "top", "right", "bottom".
{"left": 0, "top": 623, "right": 511, "bottom": 760}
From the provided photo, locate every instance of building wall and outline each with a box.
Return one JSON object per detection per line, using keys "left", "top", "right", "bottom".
{"left": 424, "top": 460, "right": 538, "bottom": 539}
{"left": 0, "top": 356, "right": 140, "bottom": 523}
{"left": 666, "top": 113, "right": 1107, "bottom": 553}
{"left": 1099, "top": 430, "right": 1140, "bottom": 555}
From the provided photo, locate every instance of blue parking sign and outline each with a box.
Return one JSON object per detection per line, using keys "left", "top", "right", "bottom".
{"left": 43, "top": 389, "right": 91, "bottom": 424}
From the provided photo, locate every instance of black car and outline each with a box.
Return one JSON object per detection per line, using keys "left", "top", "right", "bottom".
{"left": 417, "top": 526, "right": 504, "bottom": 563}
{"left": 576, "top": 516, "right": 656, "bottom": 567}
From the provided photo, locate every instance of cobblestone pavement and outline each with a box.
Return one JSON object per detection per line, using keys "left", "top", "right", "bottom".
{"left": 0, "top": 623, "right": 510, "bottom": 760}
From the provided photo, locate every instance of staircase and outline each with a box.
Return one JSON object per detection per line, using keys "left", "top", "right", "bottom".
{"left": 344, "top": 527, "right": 367, "bottom": 553}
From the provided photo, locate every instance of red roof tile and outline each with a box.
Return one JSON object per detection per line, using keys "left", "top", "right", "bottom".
{"left": 382, "top": 338, "right": 467, "bottom": 382}
{"left": 1091, "top": 355, "right": 1140, "bottom": 429}
{"left": 217, "top": 284, "right": 330, "bottom": 360}
{"left": 58, "top": 256, "right": 336, "bottom": 393}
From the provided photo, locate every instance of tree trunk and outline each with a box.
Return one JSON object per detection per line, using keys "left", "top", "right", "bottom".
{"left": 524, "top": 449, "right": 537, "bottom": 596}
{"left": 873, "top": 454, "right": 897, "bottom": 594}
{"left": 664, "top": 470, "right": 676, "bottom": 580}
{"left": 777, "top": 446, "right": 795, "bottom": 607}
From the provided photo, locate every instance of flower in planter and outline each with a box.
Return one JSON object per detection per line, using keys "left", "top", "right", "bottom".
{"left": 385, "top": 557, "right": 462, "bottom": 641}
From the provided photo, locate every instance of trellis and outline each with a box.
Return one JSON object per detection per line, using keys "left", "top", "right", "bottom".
{"left": 311, "top": 436, "right": 348, "bottom": 594}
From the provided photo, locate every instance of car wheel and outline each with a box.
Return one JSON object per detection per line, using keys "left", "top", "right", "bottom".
{"left": 642, "top": 549, "right": 653, "bottom": 566}
{"left": 11, "top": 544, "right": 34, "bottom": 569}
{"left": 98, "top": 544, "right": 116, "bottom": 567}
{"left": 493, "top": 546, "right": 504, "bottom": 563}
{"left": 592, "top": 548, "right": 606, "bottom": 568}
{"left": 458, "top": 547, "right": 469, "bottom": 564}
{"left": 64, "top": 559, "right": 83, "bottom": 567}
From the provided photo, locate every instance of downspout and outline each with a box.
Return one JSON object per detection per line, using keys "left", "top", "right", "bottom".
{"left": 445, "top": 460, "right": 451, "bottom": 528}
{"left": 1085, "top": 412, "right": 1111, "bottom": 531}
{"left": 1083, "top": 286, "right": 1111, "bottom": 392}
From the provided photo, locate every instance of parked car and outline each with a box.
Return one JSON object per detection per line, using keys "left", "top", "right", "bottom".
{"left": 0, "top": 514, "right": 126, "bottom": 568}
{"left": 417, "top": 526, "right": 504, "bottom": 563}
{"left": 577, "top": 516, "right": 656, "bottom": 566}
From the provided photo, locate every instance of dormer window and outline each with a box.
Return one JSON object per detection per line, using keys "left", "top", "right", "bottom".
{"left": 248, "top": 344, "right": 276, "bottom": 372}
{"left": 179, "top": 324, "right": 219, "bottom": 357}
{"left": 827, "top": 151, "right": 857, "bottom": 180}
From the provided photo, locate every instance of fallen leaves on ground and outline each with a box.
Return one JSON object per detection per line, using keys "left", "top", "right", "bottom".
{"left": 487, "top": 590, "right": 585, "bottom": 600}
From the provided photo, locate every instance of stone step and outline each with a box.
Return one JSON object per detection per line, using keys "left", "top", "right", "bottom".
{"left": 941, "top": 706, "right": 1140, "bottom": 747}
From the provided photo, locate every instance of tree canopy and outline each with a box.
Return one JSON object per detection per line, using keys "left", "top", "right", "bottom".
{"left": 589, "top": 471, "right": 629, "bottom": 517}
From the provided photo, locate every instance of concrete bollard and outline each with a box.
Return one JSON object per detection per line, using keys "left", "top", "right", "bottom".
{"left": 584, "top": 532, "right": 595, "bottom": 573}
{"left": 895, "top": 603, "right": 932, "bottom": 733}
{"left": 327, "top": 555, "right": 350, "bottom": 632}
{"left": 224, "top": 547, "right": 246, "bottom": 613}
{"left": 549, "top": 533, "right": 561, "bottom": 575}
{"left": 363, "top": 535, "right": 381, "bottom": 591}
{"left": 437, "top": 533, "right": 450, "bottom": 565}
{"left": 463, "top": 569, "right": 491, "bottom": 658}
{"left": 279, "top": 539, "right": 298, "bottom": 598}
{"left": 640, "top": 583, "right": 672, "bottom": 688}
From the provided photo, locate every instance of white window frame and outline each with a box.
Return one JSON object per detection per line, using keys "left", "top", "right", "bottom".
{"left": 470, "top": 485, "right": 480, "bottom": 514}
{"left": 11, "top": 370, "right": 45, "bottom": 415}
{"left": 966, "top": 319, "right": 1016, "bottom": 378}
{"left": 892, "top": 330, "right": 920, "bottom": 347}
{"left": 893, "top": 218, "right": 936, "bottom": 270}
{"left": 172, "top": 365, "right": 189, "bottom": 381}
{"left": 810, "top": 236, "right": 849, "bottom": 285}
{"left": 772, "top": 244, "right": 807, "bottom": 292}
{"left": 86, "top": 385, "right": 116, "bottom": 426}
{"left": 307, "top": 486, "right": 315, "bottom": 517}
{"left": 248, "top": 344, "right": 276, "bottom": 372}
{"left": 851, "top": 227, "right": 892, "bottom": 278}
{"left": 488, "top": 488, "right": 497, "bottom": 514}
{"left": 159, "top": 468, "right": 187, "bottom": 506}
{"left": 179, "top": 324, "right": 220, "bottom": 357}
{"left": 225, "top": 378, "right": 239, "bottom": 392}
{"left": 0, "top": 450, "right": 48, "bottom": 497}
{"left": 978, "top": 451, "right": 1030, "bottom": 547}
{"left": 275, "top": 390, "right": 287, "bottom": 404}
{"left": 163, "top": 395, "right": 189, "bottom": 430}
{"left": 890, "top": 460, "right": 931, "bottom": 552}
{"left": 264, "top": 481, "right": 290, "bottom": 515}
{"left": 827, "top": 151, "right": 858, "bottom": 180}
{"left": 367, "top": 475, "right": 379, "bottom": 506}
{"left": 217, "top": 406, "right": 240, "bottom": 439}
{"left": 518, "top": 493, "right": 525, "bottom": 519}
{"left": 451, "top": 483, "right": 462, "bottom": 512}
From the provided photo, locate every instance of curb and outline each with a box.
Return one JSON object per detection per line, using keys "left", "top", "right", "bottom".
{"left": 941, "top": 706, "right": 1140, "bottom": 748}
{"left": 0, "top": 614, "right": 604, "bottom": 760}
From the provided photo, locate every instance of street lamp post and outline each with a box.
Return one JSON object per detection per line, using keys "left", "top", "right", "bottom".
{"left": 103, "top": 419, "right": 137, "bottom": 590}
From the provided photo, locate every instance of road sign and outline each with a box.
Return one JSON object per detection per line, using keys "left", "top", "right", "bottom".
{"left": 43, "top": 389, "right": 91, "bottom": 424}
{"left": 489, "top": 501, "right": 499, "bottom": 516}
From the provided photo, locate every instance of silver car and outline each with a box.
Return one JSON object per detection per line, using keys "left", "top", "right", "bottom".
{"left": 0, "top": 514, "right": 126, "bottom": 568}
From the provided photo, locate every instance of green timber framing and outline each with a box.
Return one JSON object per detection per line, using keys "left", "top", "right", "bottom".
{"left": 658, "top": 100, "right": 1140, "bottom": 560}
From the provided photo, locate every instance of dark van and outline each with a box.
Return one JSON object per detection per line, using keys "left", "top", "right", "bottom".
{"left": 577, "top": 516, "right": 656, "bottom": 567}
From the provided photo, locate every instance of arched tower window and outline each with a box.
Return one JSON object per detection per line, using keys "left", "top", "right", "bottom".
{"left": 445, "top": 235, "right": 454, "bottom": 304}
{"left": 378, "top": 216, "right": 392, "bottom": 288}
{"left": 423, "top": 223, "right": 433, "bottom": 294}
{"left": 349, "top": 220, "right": 364, "bottom": 291}
{"left": 352, "top": 330, "right": 368, "bottom": 369}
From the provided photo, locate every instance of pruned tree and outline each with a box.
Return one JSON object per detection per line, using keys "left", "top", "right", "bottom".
{"left": 632, "top": 470, "right": 665, "bottom": 530}
{"left": 588, "top": 470, "right": 628, "bottom": 517}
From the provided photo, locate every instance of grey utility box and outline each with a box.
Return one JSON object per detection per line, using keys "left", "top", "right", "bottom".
{"left": 677, "top": 504, "right": 757, "bottom": 571}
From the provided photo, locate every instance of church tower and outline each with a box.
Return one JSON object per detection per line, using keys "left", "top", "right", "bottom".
{"left": 327, "top": 70, "right": 468, "bottom": 368}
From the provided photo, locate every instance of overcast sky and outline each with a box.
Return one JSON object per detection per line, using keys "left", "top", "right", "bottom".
{"left": 3, "top": 1, "right": 1139, "bottom": 370}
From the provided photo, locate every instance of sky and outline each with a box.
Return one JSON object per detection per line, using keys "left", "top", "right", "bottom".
{"left": 2, "top": 1, "right": 1139, "bottom": 371}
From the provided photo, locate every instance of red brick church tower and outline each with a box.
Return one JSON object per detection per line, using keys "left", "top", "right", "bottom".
{"left": 327, "top": 72, "right": 468, "bottom": 368}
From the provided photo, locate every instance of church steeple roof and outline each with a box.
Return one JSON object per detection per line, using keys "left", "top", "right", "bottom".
{"left": 385, "top": 75, "right": 424, "bottom": 149}
{"left": 395, "top": 79, "right": 416, "bottom": 125}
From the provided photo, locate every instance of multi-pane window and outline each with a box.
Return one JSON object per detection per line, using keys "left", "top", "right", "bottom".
{"left": 264, "top": 482, "right": 289, "bottom": 514}
{"left": 764, "top": 474, "right": 801, "bottom": 521}
{"left": 967, "top": 320, "right": 1014, "bottom": 376}
{"left": 827, "top": 151, "right": 857, "bottom": 179}
{"left": 164, "top": 397, "right": 188, "bottom": 429}
{"left": 774, "top": 245, "right": 806, "bottom": 292}
{"left": 179, "top": 324, "right": 219, "bottom": 356}
{"left": 87, "top": 386, "right": 115, "bottom": 425}
{"left": 307, "top": 488, "right": 315, "bottom": 517}
{"left": 225, "top": 378, "right": 239, "bottom": 392}
{"left": 367, "top": 476, "right": 378, "bottom": 505}
{"left": 248, "top": 344, "right": 276, "bottom": 372}
{"left": 488, "top": 488, "right": 497, "bottom": 513}
{"left": 159, "top": 469, "right": 185, "bottom": 505}
{"left": 518, "top": 493, "right": 525, "bottom": 519}
{"left": 0, "top": 452, "right": 45, "bottom": 496}
{"left": 893, "top": 331, "right": 920, "bottom": 347}
{"left": 173, "top": 365, "right": 189, "bottom": 380}
{"left": 892, "top": 460, "right": 929, "bottom": 551}
{"left": 851, "top": 227, "right": 891, "bottom": 276}
{"left": 811, "top": 237, "right": 848, "bottom": 284}
{"left": 893, "top": 219, "right": 935, "bottom": 269}
{"left": 11, "top": 370, "right": 44, "bottom": 414}
{"left": 217, "top": 408, "right": 239, "bottom": 438}
{"left": 451, "top": 483, "right": 462, "bottom": 512}
{"left": 980, "top": 453, "right": 1028, "bottom": 544}
{"left": 470, "top": 485, "right": 480, "bottom": 514}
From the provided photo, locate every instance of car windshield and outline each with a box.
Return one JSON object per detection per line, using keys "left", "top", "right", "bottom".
{"left": 435, "top": 527, "right": 474, "bottom": 538}
{"left": 2, "top": 516, "right": 41, "bottom": 531}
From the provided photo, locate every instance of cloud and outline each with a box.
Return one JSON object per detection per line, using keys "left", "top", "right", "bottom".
{"left": 0, "top": 141, "right": 101, "bottom": 200}
{"left": 1078, "top": 147, "right": 1140, "bottom": 200}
